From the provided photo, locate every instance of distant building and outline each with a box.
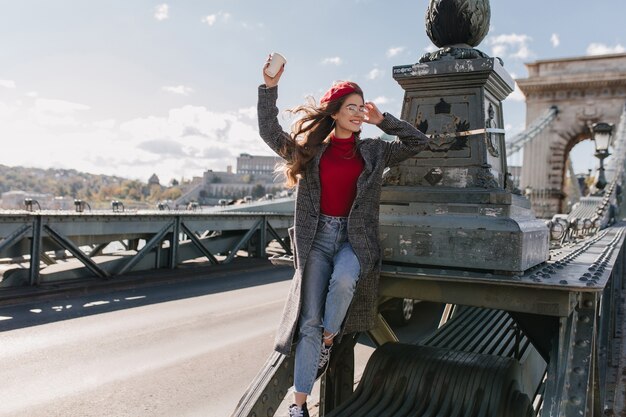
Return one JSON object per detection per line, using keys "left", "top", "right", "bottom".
{"left": 174, "top": 153, "right": 287, "bottom": 205}
{"left": 148, "top": 173, "right": 160, "bottom": 186}
{"left": 237, "top": 153, "right": 284, "bottom": 176}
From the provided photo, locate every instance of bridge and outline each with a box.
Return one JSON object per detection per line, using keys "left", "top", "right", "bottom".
{"left": 3, "top": 1, "right": 626, "bottom": 417}
{"left": 515, "top": 53, "right": 626, "bottom": 218}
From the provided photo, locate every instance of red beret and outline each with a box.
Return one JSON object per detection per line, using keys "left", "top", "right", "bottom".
{"left": 320, "top": 81, "right": 357, "bottom": 105}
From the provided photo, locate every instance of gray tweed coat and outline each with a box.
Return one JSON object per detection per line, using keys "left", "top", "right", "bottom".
{"left": 258, "top": 85, "right": 429, "bottom": 355}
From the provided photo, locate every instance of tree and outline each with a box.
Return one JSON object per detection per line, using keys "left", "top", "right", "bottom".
{"left": 161, "top": 187, "right": 182, "bottom": 200}
{"left": 251, "top": 184, "right": 265, "bottom": 198}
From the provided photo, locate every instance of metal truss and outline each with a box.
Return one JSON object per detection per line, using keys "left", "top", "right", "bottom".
{"left": 0, "top": 211, "right": 292, "bottom": 288}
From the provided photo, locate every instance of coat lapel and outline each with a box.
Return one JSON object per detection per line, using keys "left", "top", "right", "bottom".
{"left": 354, "top": 141, "right": 374, "bottom": 200}
{"left": 306, "top": 143, "right": 328, "bottom": 210}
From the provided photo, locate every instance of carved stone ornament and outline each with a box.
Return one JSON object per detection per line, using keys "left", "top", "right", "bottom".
{"left": 420, "top": 46, "right": 491, "bottom": 63}
{"left": 422, "top": 98, "right": 471, "bottom": 152}
{"left": 485, "top": 103, "right": 500, "bottom": 157}
{"left": 382, "top": 166, "right": 401, "bottom": 186}
{"left": 425, "top": 168, "right": 444, "bottom": 186}
{"left": 428, "top": 132, "right": 457, "bottom": 151}
{"left": 421, "top": 0, "right": 492, "bottom": 63}
{"left": 505, "top": 172, "right": 521, "bottom": 194}
{"left": 474, "top": 164, "right": 499, "bottom": 189}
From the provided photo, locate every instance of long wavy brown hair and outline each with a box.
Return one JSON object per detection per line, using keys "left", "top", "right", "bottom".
{"left": 278, "top": 81, "right": 364, "bottom": 188}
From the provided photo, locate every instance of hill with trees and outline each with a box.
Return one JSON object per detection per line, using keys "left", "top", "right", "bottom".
{"left": 0, "top": 165, "right": 184, "bottom": 209}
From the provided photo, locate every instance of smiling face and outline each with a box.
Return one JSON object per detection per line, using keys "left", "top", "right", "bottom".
{"left": 332, "top": 93, "right": 366, "bottom": 138}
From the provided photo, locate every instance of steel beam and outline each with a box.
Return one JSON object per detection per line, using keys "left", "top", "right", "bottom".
{"left": 88, "top": 242, "right": 109, "bottom": 258}
{"left": 380, "top": 273, "right": 577, "bottom": 317}
{"left": 180, "top": 222, "right": 219, "bottom": 264}
{"left": 29, "top": 216, "right": 42, "bottom": 286}
{"left": 319, "top": 334, "right": 358, "bottom": 416}
{"left": 266, "top": 221, "right": 291, "bottom": 255}
{"left": 169, "top": 216, "right": 180, "bottom": 269}
{"left": 44, "top": 225, "right": 109, "bottom": 279}
{"left": 0, "top": 224, "right": 31, "bottom": 254}
{"left": 258, "top": 217, "right": 267, "bottom": 258}
{"left": 224, "top": 219, "right": 263, "bottom": 264}
{"left": 117, "top": 221, "right": 174, "bottom": 276}
{"left": 562, "top": 293, "right": 601, "bottom": 416}
{"left": 367, "top": 313, "right": 399, "bottom": 347}
{"left": 230, "top": 352, "right": 294, "bottom": 417}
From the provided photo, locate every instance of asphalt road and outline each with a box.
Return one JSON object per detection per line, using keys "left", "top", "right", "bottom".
{"left": 0, "top": 262, "right": 295, "bottom": 417}
{"left": 0, "top": 262, "right": 443, "bottom": 417}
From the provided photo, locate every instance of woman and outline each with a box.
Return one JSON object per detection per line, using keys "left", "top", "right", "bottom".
{"left": 258, "top": 56, "right": 429, "bottom": 417}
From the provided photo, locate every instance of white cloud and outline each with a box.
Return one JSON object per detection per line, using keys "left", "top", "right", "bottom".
{"left": 162, "top": 85, "right": 194, "bottom": 96}
{"left": 26, "top": 91, "right": 38, "bottom": 97}
{"left": 0, "top": 101, "right": 16, "bottom": 118}
{"left": 154, "top": 4, "right": 169, "bottom": 21}
{"left": 0, "top": 99, "right": 266, "bottom": 182}
{"left": 386, "top": 47, "right": 405, "bottom": 58}
{"left": 202, "top": 14, "right": 217, "bottom": 26}
{"left": 507, "top": 82, "right": 526, "bottom": 102}
{"left": 93, "top": 119, "right": 117, "bottom": 129}
{"left": 29, "top": 98, "right": 90, "bottom": 127}
{"left": 238, "top": 106, "right": 256, "bottom": 119}
{"left": 321, "top": 57, "right": 342, "bottom": 66}
{"left": 550, "top": 33, "right": 560, "bottom": 48}
{"left": 491, "top": 44, "right": 506, "bottom": 57}
{"left": 201, "top": 11, "right": 230, "bottom": 26}
{"left": 372, "top": 96, "right": 389, "bottom": 105}
{"left": 0, "top": 79, "right": 16, "bottom": 89}
{"left": 367, "top": 68, "right": 384, "bottom": 80}
{"left": 424, "top": 45, "right": 438, "bottom": 53}
{"left": 488, "top": 33, "right": 534, "bottom": 60}
{"left": 34, "top": 98, "right": 90, "bottom": 114}
{"left": 200, "top": 11, "right": 261, "bottom": 30}
{"left": 587, "top": 43, "right": 626, "bottom": 56}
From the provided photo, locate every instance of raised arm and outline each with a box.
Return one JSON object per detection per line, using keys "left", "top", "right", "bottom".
{"left": 257, "top": 85, "right": 293, "bottom": 160}
{"left": 378, "top": 113, "right": 429, "bottom": 167}
{"left": 364, "top": 101, "right": 429, "bottom": 167}
{"left": 257, "top": 56, "right": 293, "bottom": 160}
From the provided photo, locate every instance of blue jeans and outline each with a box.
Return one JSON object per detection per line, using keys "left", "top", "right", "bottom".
{"left": 293, "top": 214, "right": 361, "bottom": 395}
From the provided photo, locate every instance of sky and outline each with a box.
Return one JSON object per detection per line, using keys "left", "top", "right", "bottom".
{"left": 0, "top": 0, "right": 624, "bottom": 184}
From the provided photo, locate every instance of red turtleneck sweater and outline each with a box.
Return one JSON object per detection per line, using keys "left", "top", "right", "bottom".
{"left": 319, "top": 134, "right": 365, "bottom": 217}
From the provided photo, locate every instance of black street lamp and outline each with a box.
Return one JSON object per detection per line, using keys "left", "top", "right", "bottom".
{"left": 592, "top": 122, "right": 614, "bottom": 190}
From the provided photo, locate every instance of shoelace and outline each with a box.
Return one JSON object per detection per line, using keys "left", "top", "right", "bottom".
{"left": 288, "top": 404, "right": 304, "bottom": 417}
{"left": 318, "top": 344, "right": 332, "bottom": 369}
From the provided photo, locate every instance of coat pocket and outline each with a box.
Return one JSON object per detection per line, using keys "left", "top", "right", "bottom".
{"left": 287, "top": 226, "right": 298, "bottom": 269}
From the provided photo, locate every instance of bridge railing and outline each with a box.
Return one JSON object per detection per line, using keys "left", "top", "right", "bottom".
{"left": 0, "top": 210, "right": 293, "bottom": 289}
{"left": 551, "top": 102, "right": 626, "bottom": 244}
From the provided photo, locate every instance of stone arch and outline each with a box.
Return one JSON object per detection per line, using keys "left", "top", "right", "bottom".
{"left": 559, "top": 130, "right": 592, "bottom": 208}
{"left": 516, "top": 53, "right": 626, "bottom": 218}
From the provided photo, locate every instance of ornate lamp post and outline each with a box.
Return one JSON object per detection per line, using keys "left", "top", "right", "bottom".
{"left": 592, "top": 122, "right": 614, "bottom": 190}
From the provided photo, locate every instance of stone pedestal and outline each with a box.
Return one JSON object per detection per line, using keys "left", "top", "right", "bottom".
{"left": 380, "top": 58, "right": 549, "bottom": 273}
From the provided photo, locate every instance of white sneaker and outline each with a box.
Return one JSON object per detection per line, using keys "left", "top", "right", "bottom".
{"left": 288, "top": 403, "right": 309, "bottom": 417}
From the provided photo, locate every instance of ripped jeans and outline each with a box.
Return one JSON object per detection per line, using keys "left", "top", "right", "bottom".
{"left": 293, "top": 214, "right": 361, "bottom": 395}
